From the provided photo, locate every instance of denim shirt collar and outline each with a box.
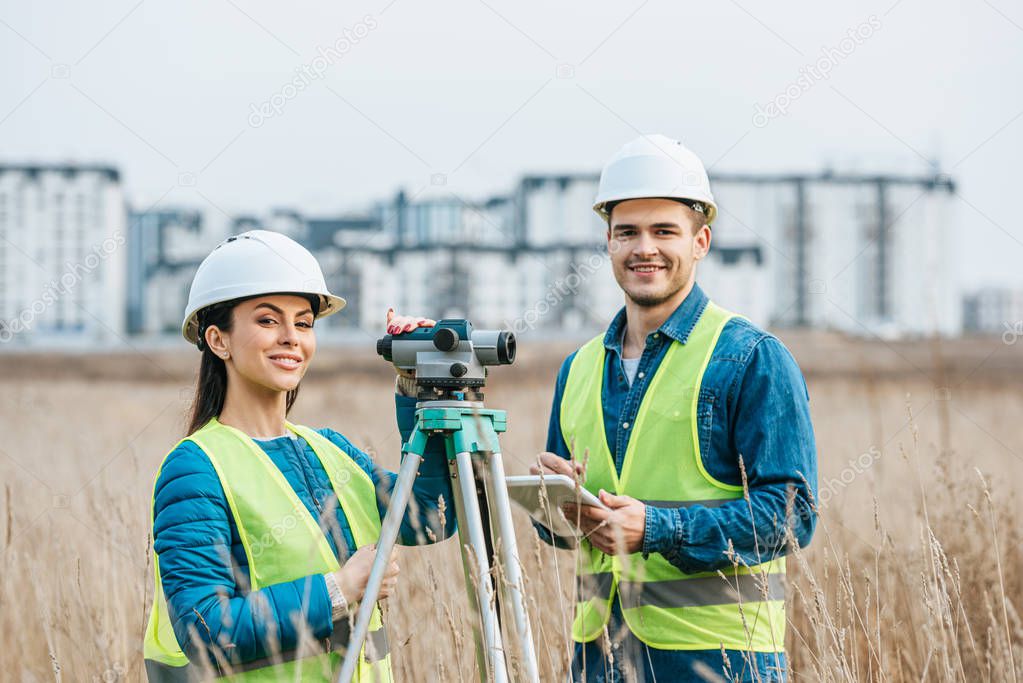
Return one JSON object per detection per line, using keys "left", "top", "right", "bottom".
{"left": 603, "top": 281, "right": 709, "bottom": 352}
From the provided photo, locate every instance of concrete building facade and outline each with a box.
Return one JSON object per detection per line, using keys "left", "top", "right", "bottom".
{"left": 0, "top": 165, "right": 127, "bottom": 346}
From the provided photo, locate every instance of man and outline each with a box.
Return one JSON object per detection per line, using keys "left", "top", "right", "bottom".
{"left": 531, "top": 135, "right": 818, "bottom": 682}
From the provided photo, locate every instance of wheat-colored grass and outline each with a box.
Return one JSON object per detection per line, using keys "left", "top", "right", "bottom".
{"left": 1, "top": 337, "right": 1020, "bottom": 681}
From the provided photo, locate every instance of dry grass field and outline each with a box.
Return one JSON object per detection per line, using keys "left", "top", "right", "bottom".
{"left": 1, "top": 332, "right": 1021, "bottom": 681}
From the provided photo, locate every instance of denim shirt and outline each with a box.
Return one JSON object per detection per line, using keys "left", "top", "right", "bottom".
{"left": 544, "top": 282, "right": 818, "bottom": 575}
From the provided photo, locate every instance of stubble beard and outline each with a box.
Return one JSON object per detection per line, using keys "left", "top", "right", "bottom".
{"left": 618, "top": 259, "right": 693, "bottom": 308}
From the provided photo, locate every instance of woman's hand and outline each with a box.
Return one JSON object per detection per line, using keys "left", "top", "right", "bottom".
{"left": 386, "top": 308, "right": 435, "bottom": 336}
{"left": 386, "top": 308, "right": 435, "bottom": 382}
{"left": 333, "top": 544, "right": 401, "bottom": 604}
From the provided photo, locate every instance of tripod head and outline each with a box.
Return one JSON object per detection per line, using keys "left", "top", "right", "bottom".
{"left": 376, "top": 319, "right": 516, "bottom": 400}
{"left": 344, "top": 319, "right": 537, "bottom": 683}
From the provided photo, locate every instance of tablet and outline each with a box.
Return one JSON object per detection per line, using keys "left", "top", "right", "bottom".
{"left": 505, "top": 474, "right": 608, "bottom": 539}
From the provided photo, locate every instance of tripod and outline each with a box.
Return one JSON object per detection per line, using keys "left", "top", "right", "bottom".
{"left": 337, "top": 394, "right": 540, "bottom": 683}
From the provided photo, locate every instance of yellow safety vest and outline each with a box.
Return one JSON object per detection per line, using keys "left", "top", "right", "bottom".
{"left": 561, "top": 301, "right": 787, "bottom": 652}
{"left": 143, "top": 418, "right": 393, "bottom": 681}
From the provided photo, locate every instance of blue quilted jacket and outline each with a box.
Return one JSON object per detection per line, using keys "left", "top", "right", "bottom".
{"left": 151, "top": 393, "right": 453, "bottom": 668}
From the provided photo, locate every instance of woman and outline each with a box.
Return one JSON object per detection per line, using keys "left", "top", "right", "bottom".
{"left": 143, "top": 230, "right": 450, "bottom": 682}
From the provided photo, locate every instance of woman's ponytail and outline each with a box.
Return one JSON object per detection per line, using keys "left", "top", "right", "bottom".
{"left": 187, "top": 302, "right": 233, "bottom": 435}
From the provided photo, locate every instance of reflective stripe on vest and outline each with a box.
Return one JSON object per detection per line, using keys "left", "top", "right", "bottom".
{"left": 561, "top": 301, "right": 787, "bottom": 652}
{"left": 142, "top": 418, "right": 393, "bottom": 682}
{"left": 578, "top": 572, "right": 786, "bottom": 608}
{"left": 144, "top": 625, "right": 390, "bottom": 682}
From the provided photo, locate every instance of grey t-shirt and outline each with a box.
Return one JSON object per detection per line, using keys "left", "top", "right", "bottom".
{"left": 621, "top": 356, "right": 641, "bottom": 386}
{"left": 619, "top": 323, "right": 642, "bottom": 386}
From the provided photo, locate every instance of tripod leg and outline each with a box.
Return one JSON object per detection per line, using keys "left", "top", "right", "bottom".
{"left": 453, "top": 450, "right": 509, "bottom": 683}
{"left": 336, "top": 451, "right": 423, "bottom": 683}
{"left": 450, "top": 457, "right": 489, "bottom": 681}
{"left": 485, "top": 452, "right": 541, "bottom": 683}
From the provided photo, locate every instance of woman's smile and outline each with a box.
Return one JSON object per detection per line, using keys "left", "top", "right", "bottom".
{"left": 268, "top": 352, "right": 303, "bottom": 371}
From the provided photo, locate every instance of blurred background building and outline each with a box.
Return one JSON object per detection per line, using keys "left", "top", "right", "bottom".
{"left": 0, "top": 164, "right": 126, "bottom": 346}
{"left": 0, "top": 162, "right": 976, "bottom": 347}
{"left": 962, "top": 287, "right": 1023, "bottom": 336}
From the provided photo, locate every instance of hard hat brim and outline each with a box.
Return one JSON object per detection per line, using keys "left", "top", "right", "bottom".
{"left": 182, "top": 291, "right": 346, "bottom": 345}
{"left": 593, "top": 195, "right": 718, "bottom": 225}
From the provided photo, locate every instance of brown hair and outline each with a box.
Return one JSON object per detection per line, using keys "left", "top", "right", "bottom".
{"left": 186, "top": 296, "right": 315, "bottom": 435}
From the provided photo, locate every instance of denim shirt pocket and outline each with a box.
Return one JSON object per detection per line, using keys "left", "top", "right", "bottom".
{"left": 696, "top": 387, "right": 717, "bottom": 461}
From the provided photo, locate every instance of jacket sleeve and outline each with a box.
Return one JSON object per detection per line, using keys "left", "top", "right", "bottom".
{"left": 533, "top": 351, "right": 578, "bottom": 549}
{"left": 152, "top": 442, "right": 334, "bottom": 669}
{"left": 318, "top": 392, "right": 456, "bottom": 547}
{"left": 643, "top": 335, "right": 819, "bottom": 573}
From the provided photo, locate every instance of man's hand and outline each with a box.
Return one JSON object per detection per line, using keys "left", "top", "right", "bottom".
{"left": 529, "top": 452, "right": 585, "bottom": 480}
{"left": 563, "top": 490, "right": 646, "bottom": 556}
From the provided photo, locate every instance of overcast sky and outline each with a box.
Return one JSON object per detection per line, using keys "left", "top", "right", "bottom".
{"left": 2, "top": 0, "right": 1021, "bottom": 289}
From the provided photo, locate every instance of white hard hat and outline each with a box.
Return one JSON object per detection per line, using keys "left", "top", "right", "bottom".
{"left": 182, "top": 230, "right": 346, "bottom": 345}
{"left": 593, "top": 134, "right": 717, "bottom": 224}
